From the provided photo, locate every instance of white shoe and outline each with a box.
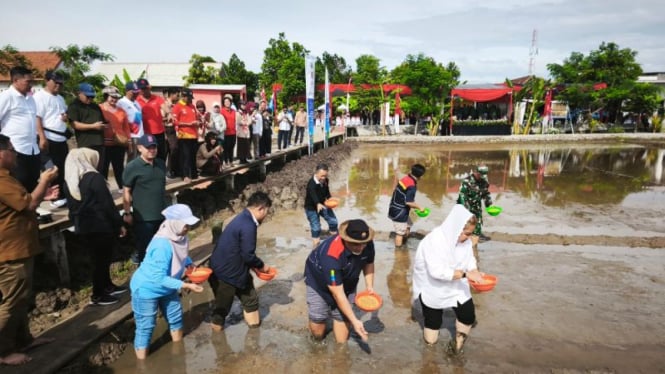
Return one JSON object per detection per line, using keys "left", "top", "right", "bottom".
{"left": 50, "top": 198, "right": 67, "bottom": 208}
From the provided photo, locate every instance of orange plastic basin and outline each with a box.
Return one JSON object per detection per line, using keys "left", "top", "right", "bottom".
{"left": 324, "top": 198, "right": 340, "bottom": 209}
{"left": 469, "top": 274, "right": 498, "bottom": 292}
{"left": 187, "top": 267, "right": 212, "bottom": 283}
{"left": 355, "top": 290, "right": 383, "bottom": 312}
{"left": 253, "top": 266, "right": 277, "bottom": 281}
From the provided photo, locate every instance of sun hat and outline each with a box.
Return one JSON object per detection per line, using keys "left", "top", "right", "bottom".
{"left": 339, "top": 219, "right": 375, "bottom": 244}
{"left": 161, "top": 204, "right": 200, "bottom": 226}
{"left": 102, "top": 86, "right": 122, "bottom": 98}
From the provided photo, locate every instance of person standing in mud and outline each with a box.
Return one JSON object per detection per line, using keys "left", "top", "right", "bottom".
{"left": 209, "top": 192, "right": 273, "bottom": 331}
{"left": 130, "top": 204, "right": 204, "bottom": 360}
{"left": 0, "top": 134, "right": 58, "bottom": 366}
{"left": 305, "top": 163, "right": 338, "bottom": 247}
{"left": 388, "top": 164, "right": 426, "bottom": 248}
{"left": 457, "top": 165, "right": 493, "bottom": 242}
{"left": 304, "top": 219, "right": 376, "bottom": 343}
{"left": 412, "top": 205, "right": 483, "bottom": 356}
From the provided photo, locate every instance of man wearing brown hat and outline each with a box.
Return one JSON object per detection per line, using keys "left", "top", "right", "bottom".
{"left": 304, "top": 219, "right": 376, "bottom": 343}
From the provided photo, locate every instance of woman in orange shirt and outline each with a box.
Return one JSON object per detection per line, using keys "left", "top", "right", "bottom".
{"left": 100, "top": 86, "right": 131, "bottom": 191}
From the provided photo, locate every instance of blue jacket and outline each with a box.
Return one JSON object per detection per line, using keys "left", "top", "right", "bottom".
{"left": 130, "top": 237, "right": 192, "bottom": 299}
{"left": 210, "top": 209, "right": 265, "bottom": 289}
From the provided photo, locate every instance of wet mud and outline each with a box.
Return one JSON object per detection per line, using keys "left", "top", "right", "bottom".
{"left": 68, "top": 141, "right": 665, "bottom": 373}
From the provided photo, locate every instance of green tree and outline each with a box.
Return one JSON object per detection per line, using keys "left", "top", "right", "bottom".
{"left": 315, "top": 52, "right": 352, "bottom": 84}
{"left": 184, "top": 54, "right": 220, "bottom": 86}
{"left": 547, "top": 42, "right": 655, "bottom": 123}
{"left": 0, "top": 45, "right": 34, "bottom": 76}
{"left": 390, "top": 54, "right": 460, "bottom": 120}
{"left": 352, "top": 55, "right": 387, "bottom": 121}
{"left": 50, "top": 44, "right": 114, "bottom": 103}
{"left": 259, "top": 32, "right": 309, "bottom": 106}
{"left": 220, "top": 54, "right": 259, "bottom": 101}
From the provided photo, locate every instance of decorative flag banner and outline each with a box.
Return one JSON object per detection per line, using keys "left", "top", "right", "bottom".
{"left": 305, "top": 55, "right": 316, "bottom": 155}
{"left": 324, "top": 68, "right": 330, "bottom": 147}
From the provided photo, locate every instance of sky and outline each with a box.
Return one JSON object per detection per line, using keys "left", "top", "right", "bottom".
{"left": 2, "top": 0, "right": 663, "bottom": 83}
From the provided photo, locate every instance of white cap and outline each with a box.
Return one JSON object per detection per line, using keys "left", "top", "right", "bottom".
{"left": 161, "top": 204, "right": 200, "bottom": 225}
{"left": 212, "top": 101, "right": 221, "bottom": 107}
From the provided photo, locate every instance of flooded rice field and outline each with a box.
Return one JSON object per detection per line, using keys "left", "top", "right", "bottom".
{"left": 108, "top": 142, "right": 665, "bottom": 373}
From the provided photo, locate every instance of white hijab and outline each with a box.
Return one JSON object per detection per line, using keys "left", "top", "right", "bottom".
{"left": 153, "top": 219, "right": 190, "bottom": 276}
{"left": 64, "top": 148, "right": 99, "bottom": 201}
{"left": 412, "top": 204, "right": 477, "bottom": 309}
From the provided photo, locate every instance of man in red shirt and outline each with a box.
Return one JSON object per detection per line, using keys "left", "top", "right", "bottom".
{"left": 171, "top": 89, "right": 199, "bottom": 183}
{"left": 135, "top": 79, "right": 166, "bottom": 161}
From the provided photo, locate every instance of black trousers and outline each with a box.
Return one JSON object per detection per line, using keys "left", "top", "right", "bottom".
{"left": 153, "top": 132, "right": 167, "bottom": 162}
{"left": 237, "top": 137, "right": 250, "bottom": 162}
{"left": 84, "top": 233, "right": 115, "bottom": 297}
{"left": 165, "top": 127, "right": 179, "bottom": 176}
{"left": 41, "top": 140, "right": 69, "bottom": 199}
{"left": 420, "top": 295, "right": 476, "bottom": 329}
{"left": 260, "top": 129, "right": 272, "bottom": 156}
{"left": 13, "top": 152, "right": 41, "bottom": 192}
{"left": 100, "top": 145, "right": 126, "bottom": 189}
{"left": 223, "top": 135, "right": 236, "bottom": 164}
{"left": 178, "top": 139, "right": 198, "bottom": 179}
{"left": 295, "top": 126, "right": 305, "bottom": 144}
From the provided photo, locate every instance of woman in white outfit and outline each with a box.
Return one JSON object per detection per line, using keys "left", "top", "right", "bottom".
{"left": 412, "top": 204, "right": 484, "bottom": 355}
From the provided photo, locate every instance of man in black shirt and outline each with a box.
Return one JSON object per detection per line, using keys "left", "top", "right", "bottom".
{"left": 66, "top": 83, "right": 105, "bottom": 167}
{"left": 304, "top": 163, "right": 338, "bottom": 247}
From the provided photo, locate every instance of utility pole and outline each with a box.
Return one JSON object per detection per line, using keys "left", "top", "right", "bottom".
{"left": 528, "top": 29, "right": 538, "bottom": 76}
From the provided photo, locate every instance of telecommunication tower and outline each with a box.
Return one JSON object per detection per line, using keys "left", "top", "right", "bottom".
{"left": 528, "top": 29, "right": 538, "bottom": 76}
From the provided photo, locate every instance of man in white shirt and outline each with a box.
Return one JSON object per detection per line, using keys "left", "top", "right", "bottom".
{"left": 117, "top": 81, "right": 143, "bottom": 160}
{"left": 277, "top": 107, "right": 292, "bottom": 151}
{"left": 0, "top": 66, "right": 41, "bottom": 192}
{"left": 33, "top": 71, "right": 68, "bottom": 208}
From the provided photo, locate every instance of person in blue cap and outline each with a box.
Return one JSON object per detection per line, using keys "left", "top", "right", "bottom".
{"left": 66, "top": 82, "right": 106, "bottom": 160}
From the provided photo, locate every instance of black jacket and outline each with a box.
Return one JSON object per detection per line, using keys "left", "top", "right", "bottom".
{"left": 304, "top": 176, "right": 331, "bottom": 211}
{"left": 66, "top": 172, "right": 122, "bottom": 234}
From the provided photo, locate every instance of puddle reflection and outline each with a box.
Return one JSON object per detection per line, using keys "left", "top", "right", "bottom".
{"left": 338, "top": 144, "right": 665, "bottom": 212}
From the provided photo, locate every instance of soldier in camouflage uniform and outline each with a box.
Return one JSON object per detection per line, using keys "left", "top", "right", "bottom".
{"left": 457, "top": 165, "right": 492, "bottom": 242}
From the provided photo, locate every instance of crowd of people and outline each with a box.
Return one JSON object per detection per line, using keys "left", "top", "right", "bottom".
{"left": 1, "top": 65, "right": 497, "bottom": 366}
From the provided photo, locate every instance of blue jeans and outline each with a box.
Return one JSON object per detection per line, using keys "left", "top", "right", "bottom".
{"left": 305, "top": 208, "right": 338, "bottom": 238}
{"left": 131, "top": 290, "right": 183, "bottom": 350}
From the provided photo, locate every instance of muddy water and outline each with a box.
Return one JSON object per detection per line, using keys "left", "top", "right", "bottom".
{"left": 108, "top": 143, "right": 665, "bottom": 373}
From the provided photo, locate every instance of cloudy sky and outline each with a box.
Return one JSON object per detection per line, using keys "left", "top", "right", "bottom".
{"left": 2, "top": 0, "right": 662, "bottom": 83}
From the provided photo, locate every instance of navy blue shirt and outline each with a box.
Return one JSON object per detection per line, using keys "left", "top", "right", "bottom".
{"left": 304, "top": 235, "right": 375, "bottom": 308}
{"left": 210, "top": 209, "right": 265, "bottom": 289}
{"left": 388, "top": 174, "right": 417, "bottom": 222}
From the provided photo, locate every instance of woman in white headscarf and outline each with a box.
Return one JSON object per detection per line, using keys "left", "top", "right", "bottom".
{"left": 129, "top": 204, "right": 204, "bottom": 360}
{"left": 64, "top": 148, "right": 127, "bottom": 306}
{"left": 412, "top": 204, "right": 484, "bottom": 356}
